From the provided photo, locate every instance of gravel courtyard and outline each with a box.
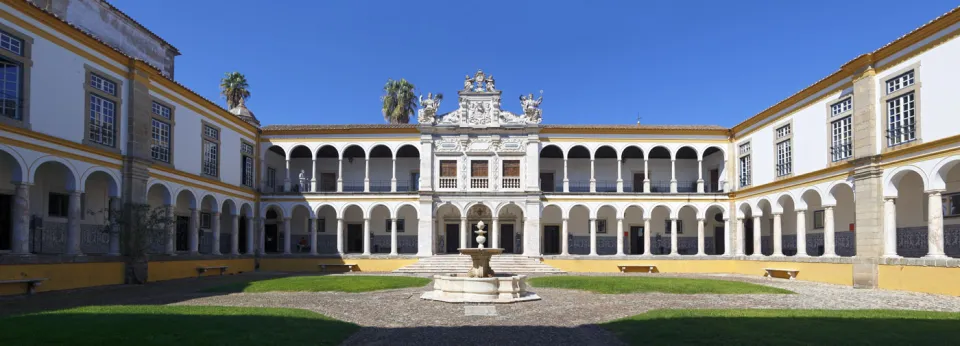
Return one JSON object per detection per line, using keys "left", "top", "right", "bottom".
{"left": 164, "top": 273, "right": 960, "bottom": 346}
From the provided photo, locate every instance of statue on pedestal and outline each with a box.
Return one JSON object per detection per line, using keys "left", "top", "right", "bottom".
{"left": 298, "top": 170, "right": 307, "bottom": 192}
{"left": 417, "top": 92, "right": 442, "bottom": 124}
{"left": 520, "top": 91, "right": 544, "bottom": 123}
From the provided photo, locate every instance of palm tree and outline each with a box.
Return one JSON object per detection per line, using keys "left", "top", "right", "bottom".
{"left": 220, "top": 72, "right": 251, "bottom": 109}
{"left": 381, "top": 78, "right": 418, "bottom": 124}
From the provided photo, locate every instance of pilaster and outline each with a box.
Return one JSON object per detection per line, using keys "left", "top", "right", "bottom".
{"left": 848, "top": 60, "right": 883, "bottom": 288}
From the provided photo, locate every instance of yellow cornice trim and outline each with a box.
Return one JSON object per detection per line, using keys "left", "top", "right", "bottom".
{"left": 0, "top": 135, "right": 121, "bottom": 170}
{"left": 149, "top": 164, "right": 255, "bottom": 200}
{"left": 880, "top": 134, "right": 960, "bottom": 163}
{"left": 731, "top": 163, "right": 853, "bottom": 199}
{"left": 149, "top": 86, "right": 254, "bottom": 139}
{"left": 540, "top": 137, "right": 730, "bottom": 144}
{"left": 734, "top": 81, "right": 852, "bottom": 140}
{"left": 0, "top": 123, "right": 123, "bottom": 160}
{"left": 541, "top": 197, "right": 729, "bottom": 203}
{"left": 151, "top": 172, "right": 253, "bottom": 201}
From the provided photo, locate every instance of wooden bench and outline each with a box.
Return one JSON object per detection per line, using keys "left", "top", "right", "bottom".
{"left": 196, "top": 266, "right": 229, "bottom": 277}
{"left": 319, "top": 264, "right": 357, "bottom": 272}
{"left": 764, "top": 268, "right": 799, "bottom": 280}
{"left": 617, "top": 265, "right": 658, "bottom": 273}
{"left": 0, "top": 278, "right": 48, "bottom": 295}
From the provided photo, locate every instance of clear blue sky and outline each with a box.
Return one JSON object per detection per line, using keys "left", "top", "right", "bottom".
{"left": 111, "top": 0, "right": 957, "bottom": 127}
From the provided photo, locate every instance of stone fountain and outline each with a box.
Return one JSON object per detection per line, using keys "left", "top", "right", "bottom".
{"left": 421, "top": 220, "right": 541, "bottom": 303}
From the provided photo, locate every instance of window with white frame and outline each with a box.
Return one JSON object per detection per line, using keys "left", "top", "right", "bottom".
{"left": 150, "top": 101, "right": 172, "bottom": 163}
{"left": 201, "top": 124, "right": 220, "bottom": 177}
{"left": 829, "top": 98, "right": 853, "bottom": 162}
{"left": 241, "top": 141, "right": 254, "bottom": 187}
{"left": 87, "top": 73, "right": 118, "bottom": 147}
{"left": 0, "top": 30, "right": 23, "bottom": 55}
{"left": 0, "top": 26, "right": 30, "bottom": 125}
{"left": 775, "top": 123, "right": 792, "bottom": 177}
{"left": 267, "top": 167, "right": 277, "bottom": 190}
{"left": 830, "top": 98, "right": 852, "bottom": 117}
{"left": 884, "top": 69, "right": 918, "bottom": 147}
{"left": 738, "top": 141, "right": 751, "bottom": 187}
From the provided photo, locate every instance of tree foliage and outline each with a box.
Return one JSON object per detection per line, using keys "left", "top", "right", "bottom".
{"left": 220, "top": 72, "right": 251, "bottom": 109}
{"left": 92, "top": 203, "right": 174, "bottom": 284}
{"left": 381, "top": 79, "right": 417, "bottom": 124}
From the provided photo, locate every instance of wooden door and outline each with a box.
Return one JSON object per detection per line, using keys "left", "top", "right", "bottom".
{"left": 714, "top": 226, "right": 725, "bottom": 255}
{"left": 320, "top": 173, "right": 336, "bottom": 192}
{"left": 543, "top": 225, "right": 560, "bottom": 255}
{"left": 0, "top": 194, "right": 10, "bottom": 250}
{"left": 630, "top": 226, "right": 644, "bottom": 254}
{"left": 633, "top": 173, "right": 645, "bottom": 192}
{"left": 540, "top": 173, "right": 555, "bottom": 192}
{"left": 347, "top": 224, "right": 363, "bottom": 253}
{"left": 501, "top": 224, "right": 515, "bottom": 253}
{"left": 709, "top": 169, "right": 719, "bottom": 192}
{"left": 176, "top": 216, "right": 190, "bottom": 252}
{"left": 445, "top": 224, "right": 459, "bottom": 253}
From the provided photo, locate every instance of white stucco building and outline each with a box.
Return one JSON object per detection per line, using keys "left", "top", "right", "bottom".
{"left": 4, "top": 0, "right": 960, "bottom": 290}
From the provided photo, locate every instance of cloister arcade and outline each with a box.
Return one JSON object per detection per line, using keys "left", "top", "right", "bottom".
{"left": 262, "top": 142, "right": 422, "bottom": 193}
{"left": 538, "top": 143, "right": 727, "bottom": 194}
{"left": 883, "top": 155, "right": 960, "bottom": 259}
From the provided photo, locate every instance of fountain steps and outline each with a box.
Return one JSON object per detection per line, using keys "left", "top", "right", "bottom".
{"left": 394, "top": 255, "right": 565, "bottom": 274}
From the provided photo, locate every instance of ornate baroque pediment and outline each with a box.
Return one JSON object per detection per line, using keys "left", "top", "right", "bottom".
{"left": 418, "top": 69, "right": 543, "bottom": 127}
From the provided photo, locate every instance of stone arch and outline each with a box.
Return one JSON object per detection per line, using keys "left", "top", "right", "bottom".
{"left": 0, "top": 143, "right": 27, "bottom": 183}
{"left": 929, "top": 155, "right": 960, "bottom": 191}
{"left": 221, "top": 198, "right": 238, "bottom": 216}
{"left": 288, "top": 144, "right": 313, "bottom": 160}
{"left": 200, "top": 193, "right": 220, "bottom": 213}
{"left": 265, "top": 145, "right": 286, "bottom": 161}
{"left": 675, "top": 145, "right": 699, "bottom": 161}
{"left": 885, "top": 165, "right": 928, "bottom": 197}
{"left": 175, "top": 188, "right": 198, "bottom": 210}
{"left": 698, "top": 203, "right": 726, "bottom": 220}
{"left": 261, "top": 203, "right": 286, "bottom": 219}
{"left": 494, "top": 201, "right": 522, "bottom": 216}
{"left": 623, "top": 204, "right": 645, "bottom": 219}
{"left": 146, "top": 180, "right": 173, "bottom": 205}
{"left": 369, "top": 144, "right": 393, "bottom": 160}
{"left": 314, "top": 144, "right": 339, "bottom": 159}
{"left": 340, "top": 204, "right": 365, "bottom": 219}
{"left": 592, "top": 204, "right": 618, "bottom": 219}
{"left": 567, "top": 145, "right": 591, "bottom": 160}
{"left": 674, "top": 204, "right": 698, "bottom": 220}
{"left": 393, "top": 203, "right": 419, "bottom": 219}
{"left": 737, "top": 202, "right": 754, "bottom": 219}
{"left": 30, "top": 156, "right": 79, "bottom": 190}
{"left": 539, "top": 144, "right": 564, "bottom": 157}
{"left": 240, "top": 202, "right": 254, "bottom": 218}
{"left": 701, "top": 145, "right": 726, "bottom": 161}
{"left": 648, "top": 145, "right": 671, "bottom": 160}
{"left": 342, "top": 144, "right": 366, "bottom": 160}
{"left": 81, "top": 168, "right": 120, "bottom": 197}
{"left": 776, "top": 192, "right": 796, "bottom": 213}
{"left": 566, "top": 204, "right": 589, "bottom": 219}
{"left": 289, "top": 203, "right": 315, "bottom": 219}
{"left": 368, "top": 203, "right": 392, "bottom": 219}
{"left": 595, "top": 145, "right": 618, "bottom": 160}
{"left": 797, "top": 186, "right": 823, "bottom": 210}
{"left": 825, "top": 180, "right": 854, "bottom": 206}
{"left": 756, "top": 198, "right": 774, "bottom": 216}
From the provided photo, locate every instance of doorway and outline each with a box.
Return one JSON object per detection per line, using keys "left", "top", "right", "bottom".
{"left": 543, "top": 225, "right": 560, "bottom": 255}
{"left": 632, "top": 173, "right": 645, "bottom": 192}
{"left": 709, "top": 169, "right": 719, "bottom": 192}
{"left": 0, "top": 194, "right": 10, "bottom": 250}
{"left": 445, "top": 224, "right": 459, "bottom": 253}
{"left": 540, "top": 173, "right": 555, "bottom": 192}
{"left": 238, "top": 216, "right": 248, "bottom": 253}
{"left": 744, "top": 220, "right": 754, "bottom": 255}
{"left": 320, "top": 173, "right": 336, "bottom": 192}
{"left": 714, "top": 226, "right": 725, "bottom": 255}
{"left": 629, "top": 225, "right": 644, "bottom": 254}
{"left": 264, "top": 223, "right": 278, "bottom": 253}
{"left": 501, "top": 224, "right": 515, "bottom": 253}
{"left": 176, "top": 216, "right": 190, "bottom": 252}
{"left": 346, "top": 224, "right": 363, "bottom": 253}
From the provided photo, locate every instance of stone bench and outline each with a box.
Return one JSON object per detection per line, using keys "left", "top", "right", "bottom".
{"left": 319, "top": 264, "right": 357, "bottom": 272}
{"left": 196, "top": 266, "right": 229, "bottom": 277}
{"left": 0, "top": 278, "right": 48, "bottom": 295}
{"left": 617, "top": 265, "right": 658, "bottom": 273}
{"left": 764, "top": 268, "right": 799, "bottom": 280}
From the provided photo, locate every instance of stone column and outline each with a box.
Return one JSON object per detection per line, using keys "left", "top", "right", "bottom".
{"left": 883, "top": 198, "right": 898, "bottom": 257}
{"left": 735, "top": 218, "right": 746, "bottom": 256}
{"left": 165, "top": 204, "right": 176, "bottom": 255}
{"left": 337, "top": 158, "right": 343, "bottom": 192}
{"left": 66, "top": 190, "right": 82, "bottom": 255}
{"left": 310, "top": 158, "right": 318, "bottom": 192}
{"left": 282, "top": 217, "right": 291, "bottom": 255}
{"left": 925, "top": 191, "right": 947, "bottom": 258}
{"left": 643, "top": 159, "right": 650, "bottom": 193}
{"left": 258, "top": 218, "right": 266, "bottom": 253}
{"left": 460, "top": 217, "right": 468, "bottom": 249}
{"left": 616, "top": 158, "right": 623, "bottom": 193}
{"left": 246, "top": 217, "right": 255, "bottom": 255}
{"left": 561, "top": 218, "right": 569, "bottom": 255}
{"left": 616, "top": 217, "right": 625, "bottom": 255}
{"left": 697, "top": 159, "right": 704, "bottom": 193}
{"left": 336, "top": 219, "right": 344, "bottom": 254}
{"left": 189, "top": 208, "right": 199, "bottom": 254}
{"left": 391, "top": 158, "right": 397, "bottom": 192}
{"left": 643, "top": 218, "right": 651, "bottom": 255}
{"left": 772, "top": 212, "right": 783, "bottom": 256}
{"left": 796, "top": 209, "right": 808, "bottom": 257}
{"left": 751, "top": 216, "right": 761, "bottom": 257}
{"left": 589, "top": 218, "right": 597, "bottom": 256}
{"left": 670, "top": 218, "right": 679, "bottom": 256}
{"left": 417, "top": 198, "right": 434, "bottom": 256}
{"left": 231, "top": 214, "right": 240, "bottom": 255}
{"left": 823, "top": 206, "right": 837, "bottom": 257}
{"left": 669, "top": 159, "right": 677, "bottom": 193}
{"left": 108, "top": 197, "right": 121, "bottom": 256}
{"left": 362, "top": 217, "right": 371, "bottom": 255}
{"left": 390, "top": 217, "right": 398, "bottom": 255}
{"left": 363, "top": 156, "right": 371, "bottom": 192}
{"left": 696, "top": 218, "right": 705, "bottom": 256}
{"left": 309, "top": 217, "right": 318, "bottom": 255}
{"left": 491, "top": 217, "right": 499, "bottom": 249}
{"left": 589, "top": 158, "right": 596, "bottom": 192}
{"left": 563, "top": 158, "right": 569, "bottom": 192}
{"left": 11, "top": 183, "right": 31, "bottom": 255}
{"left": 723, "top": 218, "right": 731, "bottom": 256}
{"left": 283, "top": 158, "right": 291, "bottom": 192}
{"left": 210, "top": 212, "right": 221, "bottom": 255}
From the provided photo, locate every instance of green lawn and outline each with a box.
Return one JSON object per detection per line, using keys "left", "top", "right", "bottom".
{"left": 205, "top": 275, "right": 431, "bottom": 293}
{"left": 602, "top": 309, "right": 960, "bottom": 345}
{"left": 0, "top": 305, "right": 359, "bottom": 346}
{"left": 528, "top": 276, "right": 792, "bottom": 294}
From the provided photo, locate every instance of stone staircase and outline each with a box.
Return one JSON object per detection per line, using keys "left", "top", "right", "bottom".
{"left": 393, "top": 255, "right": 565, "bottom": 274}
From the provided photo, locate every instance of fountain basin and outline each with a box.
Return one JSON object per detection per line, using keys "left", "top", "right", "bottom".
{"left": 421, "top": 274, "right": 541, "bottom": 303}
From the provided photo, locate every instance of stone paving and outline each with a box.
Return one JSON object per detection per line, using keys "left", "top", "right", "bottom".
{"left": 5, "top": 273, "right": 960, "bottom": 345}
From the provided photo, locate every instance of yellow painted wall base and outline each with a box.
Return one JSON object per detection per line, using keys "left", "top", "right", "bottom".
{"left": 879, "top": 265, "right": 960, "bottom": 297}
{"left": 0, "top": 262, "right": 124, "bottom": 296}
{"left": 259, "top": 258, "right": 419, "bottom": 273}
{"left": 147, "top": 259, "right": 255, "bottom": 282}
{"left": 543, "top": 259, "right": 853, "bottom": 286}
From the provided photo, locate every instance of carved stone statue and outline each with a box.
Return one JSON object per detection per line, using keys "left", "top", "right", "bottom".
{"left": 298, "top": 170, "right": 307, "bottom": 191}
{"left": 485, "top": 75, "right": 495, "bottom": 92}
{"left": 418, "top": 92, "right": 443, "bottom": 125}
{"left": 464, "top": 75, "right": 473, "bottom": 91}
{"left": 520, "top": 91, "right": 544, "bottom": 123}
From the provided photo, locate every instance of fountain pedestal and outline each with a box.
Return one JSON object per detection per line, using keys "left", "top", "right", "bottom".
{"left": 421, "top": 221, "right": 541, "bottom": 304}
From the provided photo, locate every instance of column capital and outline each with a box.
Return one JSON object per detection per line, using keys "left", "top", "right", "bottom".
{"left": 795, "top": 208, "right": 807, "bottom": 213}
{"left": 925, "top": 189, "right": 946, "bottom": 195}
{"left": 771, "top": 212, "right": 782, "bottom": 216}
{"left": 884, "top": 196, "right": 897, "bottom": 201}
{"left": 212, "top": 211, "right": 221, "bottom": 216}
{"left": 309, "top": 217, "right": 317, "bottom": 221}
{"left": 363, "top": 217, "right": 371, "bottom": 221}
{"left": 14, "top": 181, "right": 32, "bottom": 187}
{"left": 696, "top": 217, "right": 705, "bottom": 221}
{"left": 231, "top": 214, "right": 239, "bottom": 219}
{"left": 283, "top": 216, "right": 291, "bottom": 221}
{"left": 752, "top": 215, "right": 761, "bottom": 220}
{"left": 616, "top": 217, "right": 624, "bottom": 221}
{"left": 491, "top": 216, "right": 499, "bottom": 221}
{"left": 823, "top": 204, "right": 836, "bottom": 209}
{"left": 562, "top": 218, "right": 569, "bottom": 222}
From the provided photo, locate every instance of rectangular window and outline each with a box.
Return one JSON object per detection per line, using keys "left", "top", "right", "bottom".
{"left": 152, "top": 101, "right": 171, "bottom": 119}
{"left": 317, "top": 218, "right": 325, "bottom": 232}
{"left": 775, "top": 124, "right": 791, "bottom": 139}
{"left": 774, "top": 124, "right": 793, "bottom": 177}
{"left": 385, "top": 219, "right": 406, "bottom": 233}
{"left": 48, "top": 193, "right": 68, "bottom": 218}
{"left": 0, "top": 30, "right": 23, "bottom": 55}
{"left": 200, "top": 212, "right": 212, "bottom": 229}
{"left": 0, "top": 58, "right": 21, "bottom": 120}
{"left": 89, "top": 73, "right": 116, "bottom": 96}
{"left": 201, "top": 123, "right": 220, "bottom": 177}
{"left": 886, "top": 70, "right": 914, "bottom": 94}
{"left": 267, "top": 167, "right": 277, "bottom": 189}
{"left": 830, "top": 98, "right": 852, "bottom": 117}
{"left": 88, "top": 94, "right": 116, "bottom": 147}
{"left": 738, "top": 141, "right": 751, "bottom": 188}
{"left": 665, "top": 220, "right": 684, "bottom": 234}
{"left": 887, "top": 92, "right": 916, "bottom": 146}
{"left": 440, "top": 160, "right": 457, "bottom": 177}
{"left": 944, "top": 194, "right": 960, "bottom": 218}
{"left": 597, "top": 219, "right": 607, "bottom": 234}
{"left": 503, "top": 160, "right": 520, "bottom": 177}
{"left": 738, "top": 142, "right": 750, "bottom": 155}
{"left": 150, "top": 119, "right": 171, "bottom": 163}
{"left": 831, "top": 116, "right": 853, "bottom": 161}
{"left": 241, "top": 142, "right": 254, "bottom": 187}
{"left": 813, "top": 210, "right": 824, "bottom": 229}
{"left": 471, "top": 160, "right": 488, "bottom": 177}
